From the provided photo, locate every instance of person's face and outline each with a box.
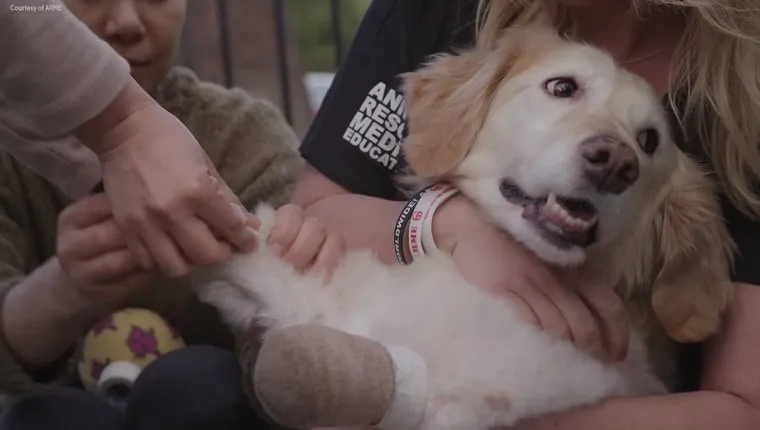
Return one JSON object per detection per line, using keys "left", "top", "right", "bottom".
{"left": 64, "top": 0, "right": 187, "bottom": 94}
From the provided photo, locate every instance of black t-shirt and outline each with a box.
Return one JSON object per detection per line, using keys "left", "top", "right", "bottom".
{"left": 300, "top": 0, "right": 760, "bottom": 391}
{"left": 302, "top": 0, "right": 477, "bottom": 198}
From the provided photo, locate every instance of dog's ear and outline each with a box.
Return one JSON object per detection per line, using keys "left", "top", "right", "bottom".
{"left": 651, "top": 153, "right": 735, "bottom": 343}
{"left": 401, "top": 26, "right": 563, "bottom": 178}
{"left": 401, "top": 49, "right": 498, "bottom": 178}
{"left": 401, "top": 27, "right": 548, "bottom": 178}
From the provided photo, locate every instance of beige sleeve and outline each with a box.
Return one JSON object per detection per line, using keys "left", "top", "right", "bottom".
{"left": 0, "top": 0, "right": 130, "bottom": 139}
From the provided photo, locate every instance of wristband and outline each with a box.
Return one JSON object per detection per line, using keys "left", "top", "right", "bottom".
{"left": 394, "top": 193, "right": 424, "bottom": 265}
{"left": 421, "top": 186, "right": 458, "bottom": 254}
{"left": 407, "top": 183, "right": 458, "bottom": 261}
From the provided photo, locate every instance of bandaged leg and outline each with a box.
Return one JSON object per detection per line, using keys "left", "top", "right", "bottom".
{"left": 253, "top": 325, "right": 427, "bottom": 430}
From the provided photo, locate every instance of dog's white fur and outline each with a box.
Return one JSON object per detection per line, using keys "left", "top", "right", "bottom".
{"left": 194, "top": 27, "right": 734, "bottom": 429}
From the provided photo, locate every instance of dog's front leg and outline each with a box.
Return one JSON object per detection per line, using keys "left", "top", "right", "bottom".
{"left": 254, "top": 325, "right": 428, "bottom": 430}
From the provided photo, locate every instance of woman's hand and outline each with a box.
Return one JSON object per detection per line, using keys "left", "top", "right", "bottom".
{"left": 57, "top": 194, "right": 182, "bottom": 307}
{"left": 433, "top": 195, "right": 630, "bottom": 362}
{"left": 267, "top": 204, "right": 347, "bottom": 279}
{"left": 75, "top": 79, "right": 256, "bottom": 278}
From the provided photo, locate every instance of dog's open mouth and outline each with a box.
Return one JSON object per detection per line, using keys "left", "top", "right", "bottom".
{"left": 500, "top": 180, "right": 599, "bottom": 248}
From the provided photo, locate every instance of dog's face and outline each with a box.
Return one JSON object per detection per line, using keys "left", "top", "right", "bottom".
{"left": 457, "top": 39, "right": 679, "bottom": 265}
{"left": 403, "top": 27, "right": 679, "bottom": 266}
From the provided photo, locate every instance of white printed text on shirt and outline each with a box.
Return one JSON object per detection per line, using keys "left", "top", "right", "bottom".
{"left": 342, "top": 82, "right": 406, "bottom": 171}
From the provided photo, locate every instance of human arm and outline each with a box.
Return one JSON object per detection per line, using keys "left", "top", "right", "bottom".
{"left": 1, "top": 260, "right": 113, "bottom": 370}
{"left": 291, "top": 165, "right": 406, "bottom": 265}
{"left": 0, "top": 0, "right": 129, "bottom": 140}
{"left": 510, "top": 199, "right": 760, "bottom": 429}
{"left": 73, "top": 78, "right": 256, "bottom": 278}
{"left": 0, "top": 0, "right": 123, "bottom": 197}
{"left": 0, "top": 199, "right": 341, "bottom": 376}
{"left": 1, "top": 193, "right": 157, "bottom": 371}
{"left": 208, "top": 104, "right": 345, "bottom": 271}
{"left": 170, "top": 76, "right": 347, "bottom": 274}
{"left": 0, "top": 159, "right": 124, "bottom": 393}
{"left": 509, "top": 283, "right": 760, "bottom": 430}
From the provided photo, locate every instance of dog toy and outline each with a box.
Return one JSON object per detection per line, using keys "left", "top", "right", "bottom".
{"left": 253, "top": 324, "right": 427, "bottom": 430}
{"left": 77, "top": 308, "right": 186, "bottom": 408}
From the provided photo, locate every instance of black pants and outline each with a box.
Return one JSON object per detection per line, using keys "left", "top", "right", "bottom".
{"left": 0, "top": 346, "right": 270, "bottom": 430}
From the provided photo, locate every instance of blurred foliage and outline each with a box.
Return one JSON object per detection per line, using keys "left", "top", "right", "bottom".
{"left": 287, "top": 0, "right": 371, "bottom": 72}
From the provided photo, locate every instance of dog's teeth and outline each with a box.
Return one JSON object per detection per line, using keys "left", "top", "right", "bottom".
{"left": 541, "top": 192, "right": 593, "bottom": 231}
{"left": 547, "top": 196, "right": 569, "bottom": 218}
{"left": 545, "top": 222, "right": 564, "bottom": 234}
{"left": 539, "top": 192, "right": 595, "bottom": 233}
{"left": 564, "top": 213, "right": 583, "bottom": 229}
{"left": 545, "top": 194, "right": 563, "bottom": 215}
{"left": 561, "top": 212, "right": 577, "bottom": 226}
{"left": 547, "top": 193, "right": 558, "bottom": 206}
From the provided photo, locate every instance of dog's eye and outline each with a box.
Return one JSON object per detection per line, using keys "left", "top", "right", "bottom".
{"left": 544, "top": 77, "right": 579, "bottom": 98}
{"left": 637, "top": 128, "right": 659, "bottom": 154}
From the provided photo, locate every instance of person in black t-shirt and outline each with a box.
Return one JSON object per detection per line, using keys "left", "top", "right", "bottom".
{"left": 291, "top": 1, "right": 760, "bottom": 428}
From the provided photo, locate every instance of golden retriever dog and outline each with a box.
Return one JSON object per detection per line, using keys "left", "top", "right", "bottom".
{"left": 195, "top": 26, "right": 734, "bottom": 429}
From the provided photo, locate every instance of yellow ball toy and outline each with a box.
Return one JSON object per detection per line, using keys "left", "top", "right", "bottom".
{"left": 77, "top": 308, "right": 186, "bottom": 393}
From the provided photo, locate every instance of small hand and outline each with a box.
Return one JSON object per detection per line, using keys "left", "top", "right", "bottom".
{"left": 57, "top": 194, "right": 168, "bottom": 306}
{"left": 267, "top": 204, "right": 347, "bottom": 279}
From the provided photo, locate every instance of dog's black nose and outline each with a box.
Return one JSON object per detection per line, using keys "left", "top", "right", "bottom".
{"left": 580, "top": 135, "right": 639, "bottom": 194}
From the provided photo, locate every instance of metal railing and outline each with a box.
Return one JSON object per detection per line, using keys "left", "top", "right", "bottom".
{"left": 214, "top": 0, "right": 346, "bottom": 125}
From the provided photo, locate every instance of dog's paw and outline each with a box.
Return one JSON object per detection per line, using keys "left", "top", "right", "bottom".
{"left": 662, "top": 316, "right": 718, "bottom": 344}
{"left": 652, "top": 286, "right": 726, "bottom": 343}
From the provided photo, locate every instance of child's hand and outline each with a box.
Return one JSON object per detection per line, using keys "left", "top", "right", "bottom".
{"left": 267, "top": 204, "right": 346, "bottom": 279}
{"left": 56, "top": 194, "right": 163, "bottom": 306}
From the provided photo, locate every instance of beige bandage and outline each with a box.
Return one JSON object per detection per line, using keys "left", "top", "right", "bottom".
{"left": 253, "top": 325, "right": 397, "bottom": 429}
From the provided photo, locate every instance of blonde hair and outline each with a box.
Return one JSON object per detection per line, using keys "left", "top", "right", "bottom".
{"left": 476, "top": 0, "right": 760, "bottom": 218}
